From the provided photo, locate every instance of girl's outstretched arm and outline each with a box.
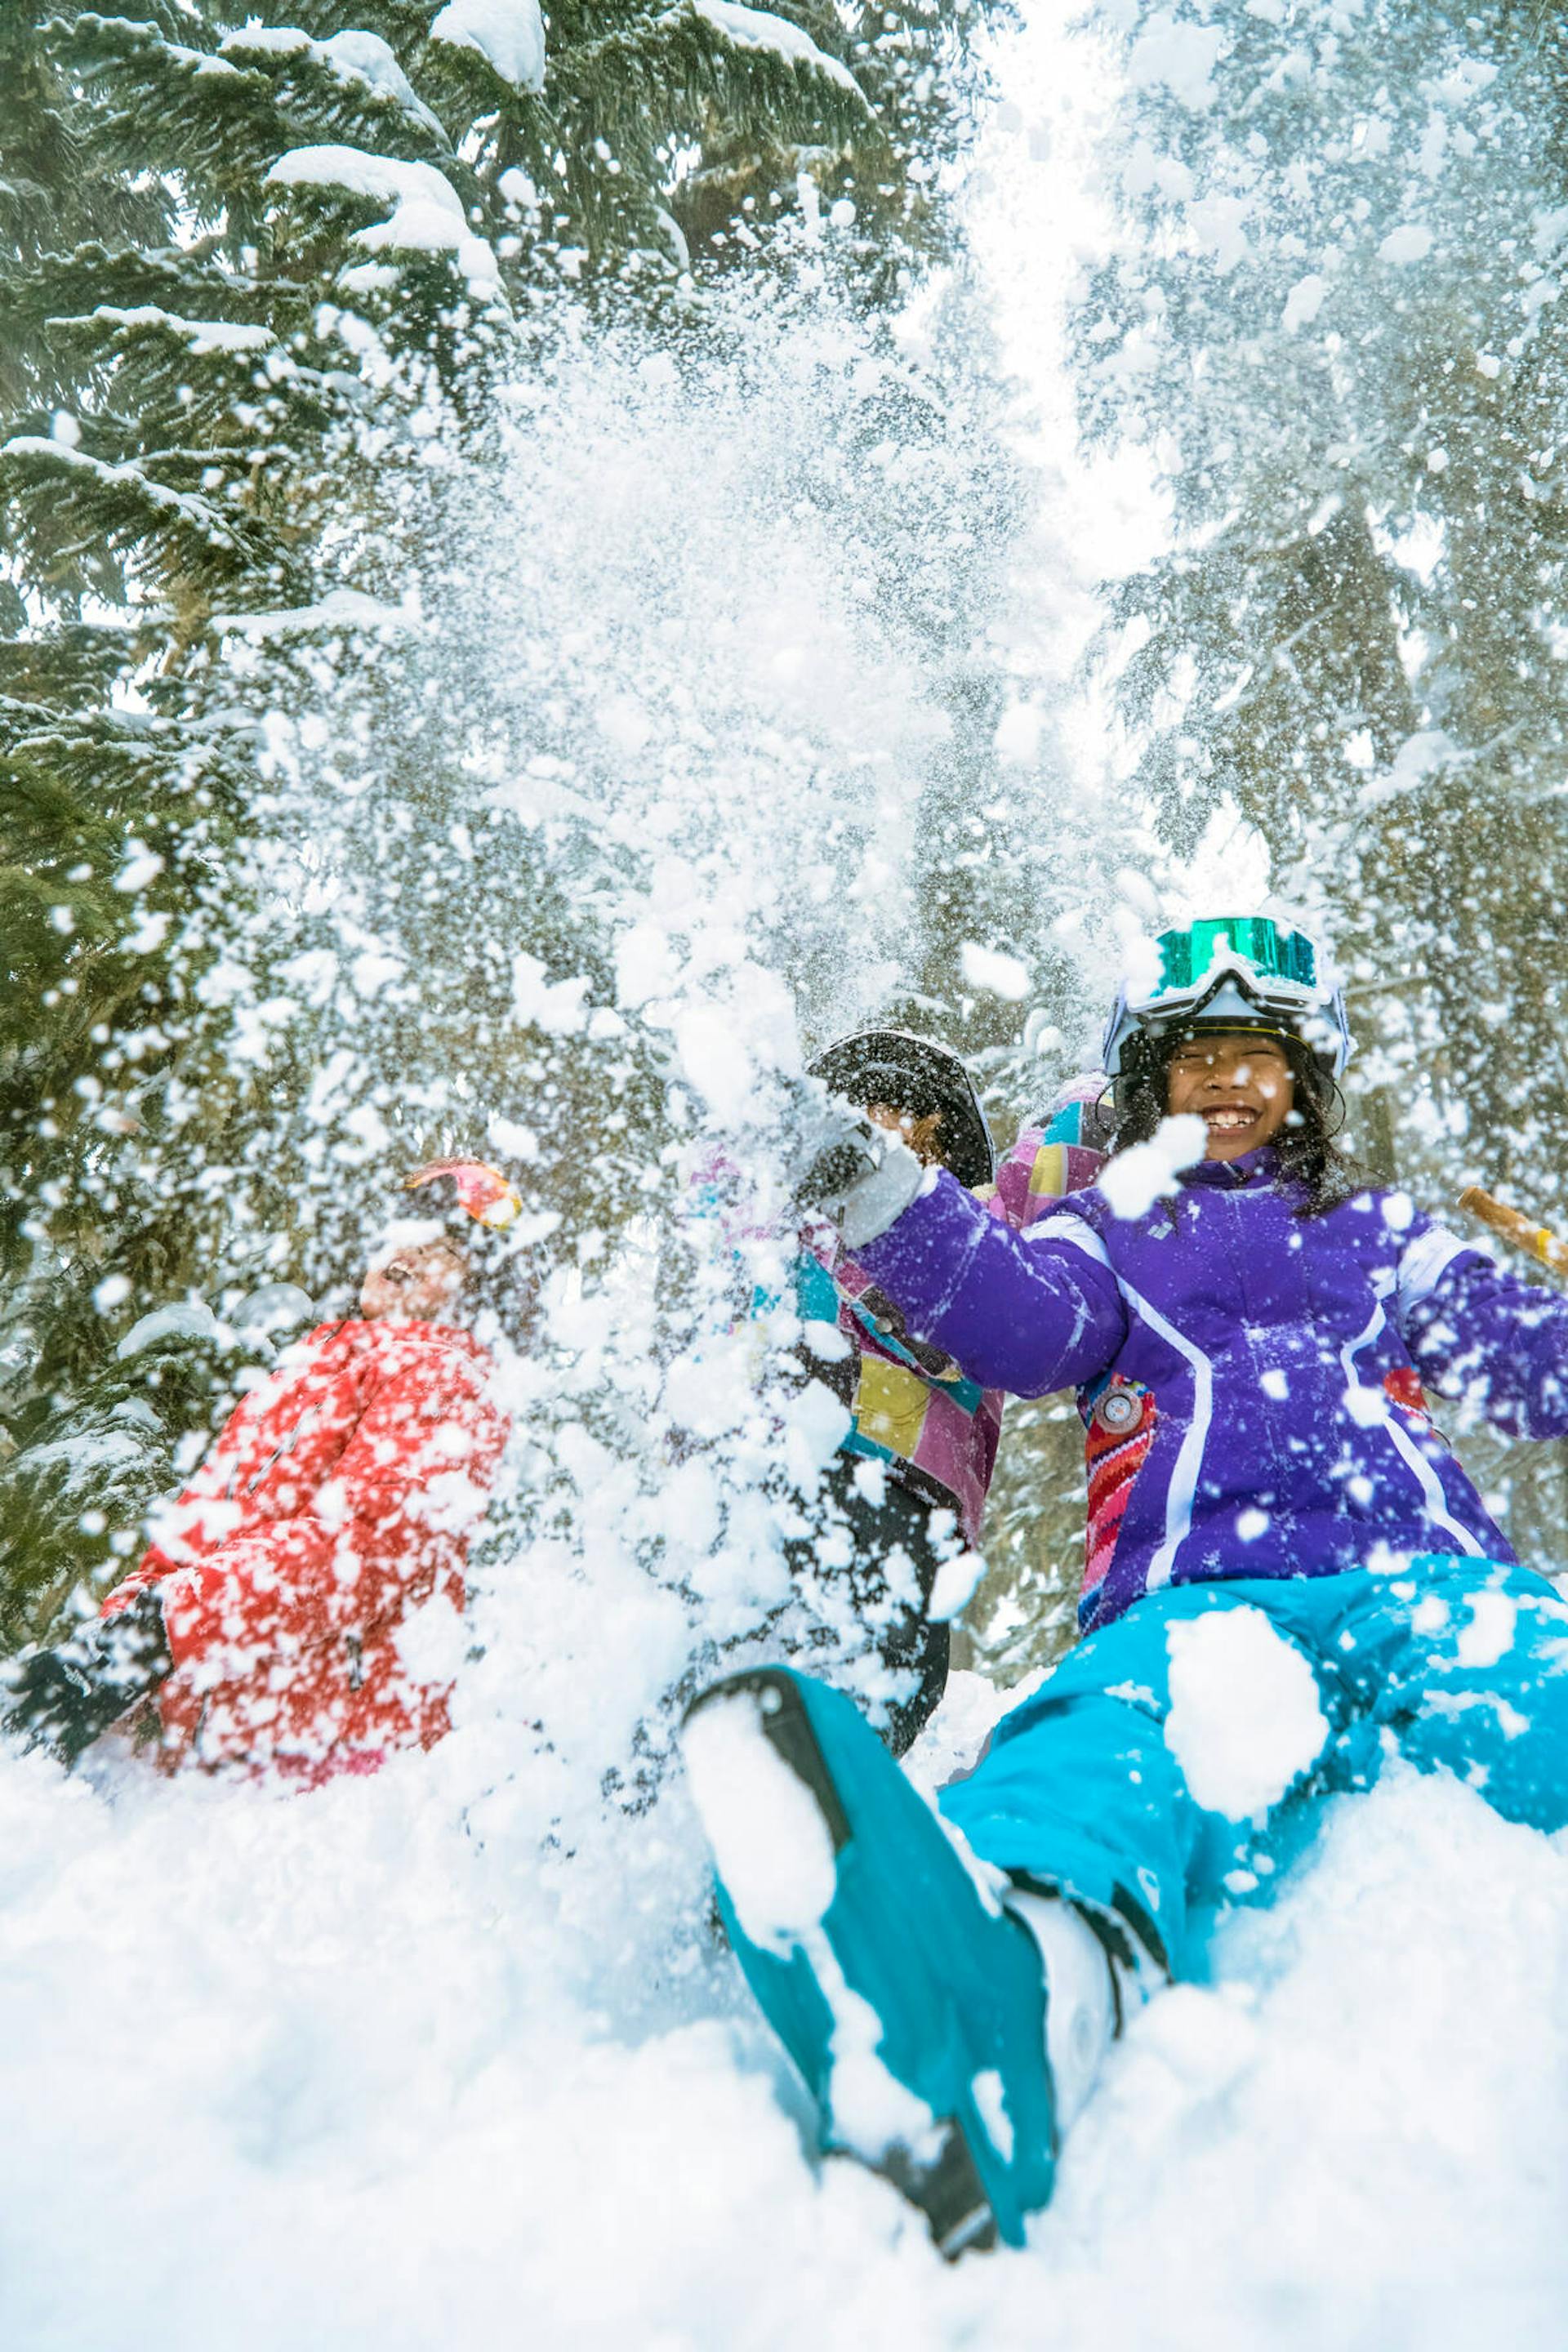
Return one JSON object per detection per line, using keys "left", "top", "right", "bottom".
{"left": 1398, "top": 1218, "right": 1568, "bottom": 1438}
{"left": 854, "top": 1169, "right": 1127, "bottom": 1397}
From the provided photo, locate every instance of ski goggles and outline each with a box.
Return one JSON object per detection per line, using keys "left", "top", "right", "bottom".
{"left": 1147, "top": 916, "right": 1320, "bottom": 1001}
{"left": 1102, "top": 917, "right": 1351, "bottom": 1079}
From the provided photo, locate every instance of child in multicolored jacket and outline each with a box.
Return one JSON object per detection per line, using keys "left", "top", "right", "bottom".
{"left": 683, "top": 917, "right": 1568, "bottom": 2258}
{"left": 696, "top": 1031, "right": 1071, "bottom": 1754}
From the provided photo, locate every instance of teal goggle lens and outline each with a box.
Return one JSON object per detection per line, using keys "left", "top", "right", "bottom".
{"left": 1154, "top": 917, "right": 1317, "bottom": 995}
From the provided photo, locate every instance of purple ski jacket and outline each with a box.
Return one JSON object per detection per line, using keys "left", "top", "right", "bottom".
{"left": 856, "top": 1146, "right": 1568, "bottom": 1633}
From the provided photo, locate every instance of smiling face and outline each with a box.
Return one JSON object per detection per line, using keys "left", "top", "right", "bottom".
{"left": 1164, "top": 1030, "right": 1295, "bottom": 1161}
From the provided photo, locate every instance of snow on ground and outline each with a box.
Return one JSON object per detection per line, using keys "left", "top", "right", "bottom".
{"left": 3, "top": 1673, "right": 1568, "bottom": 2350}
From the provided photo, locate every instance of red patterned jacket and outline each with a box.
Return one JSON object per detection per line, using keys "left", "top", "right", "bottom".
{"left": 102, "top": 1319, "right": 510, "bottom": 1783}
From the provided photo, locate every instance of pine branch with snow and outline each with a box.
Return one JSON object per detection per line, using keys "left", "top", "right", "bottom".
{"left": 0, "top": 0, "right": 1004, "bottom": 1635}
{"left": 0, "top": 1306, "right": 294, "bottom": 1649}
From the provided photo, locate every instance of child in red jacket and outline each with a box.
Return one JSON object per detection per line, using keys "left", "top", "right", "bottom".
{"left": 5, "top": 1166, "right": 517, "bottom": 1784}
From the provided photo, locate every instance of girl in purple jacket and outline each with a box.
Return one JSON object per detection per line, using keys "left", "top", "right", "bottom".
{"left": 682, "top": 917, "right": 1568, "bottom": 2257}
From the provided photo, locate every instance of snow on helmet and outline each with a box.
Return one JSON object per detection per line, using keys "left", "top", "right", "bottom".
{"left": 1100, "top": 916, "right": 1352, "bottom": 1081}
{"left": 403, "top": 1157, "right": 523, "bottom": 1229}
{"left": 808, "top": 1028, "right": 995, "bottom": 1190}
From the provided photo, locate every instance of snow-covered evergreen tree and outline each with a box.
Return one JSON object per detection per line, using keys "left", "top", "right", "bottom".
{"left": 1076, "top": 0, "right": 1568, "bottom": 1561}
{"left": 0, "top": 1290, "right": 310, "bottom": 1648}
{"left": 0, "top": 4, "right": 265, "bottom": 1432}
{"left": 1, "top": 0, "right": 1008, "bottom": 1637}
{"left": 1079, "top": 1, "right": 1568, "bottom": 1172}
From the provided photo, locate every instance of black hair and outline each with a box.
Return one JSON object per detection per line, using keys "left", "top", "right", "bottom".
{"left": 1111, "top": 1027, "right": 1365, "bottom": 1218}
{"left": 808, "top": 1030, "right": 995, "bottom": 1189}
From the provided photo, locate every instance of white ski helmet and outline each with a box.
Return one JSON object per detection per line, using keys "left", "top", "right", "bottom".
{"left": 1101, "top": 916, "right": 1352, "bottom": 1082}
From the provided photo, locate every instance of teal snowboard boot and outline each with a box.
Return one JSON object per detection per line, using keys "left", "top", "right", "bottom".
{"left": 682, "top": 1665, "right": 1058, "bottom": 2255}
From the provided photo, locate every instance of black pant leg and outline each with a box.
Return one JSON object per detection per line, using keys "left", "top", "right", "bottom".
{"left": 804, "top": 1457, "right": 953, "bottom": 1756}
{"left": 2, "top": 1588, "right": 172, "bottom": 1767}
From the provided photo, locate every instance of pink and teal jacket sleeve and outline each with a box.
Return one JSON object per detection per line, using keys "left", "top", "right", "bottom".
{"left": 804, "top": 1180, "right": 1045, "bottom": 1549}
{"left": 991, "top": 1072, "right": 1111, "bottom": 1231}
{"left": 688, "top": 1082, "right": 1111, "bottom": 1548}
{"left": 814, "top": 1078, "right": 1114, "bottom": 1543}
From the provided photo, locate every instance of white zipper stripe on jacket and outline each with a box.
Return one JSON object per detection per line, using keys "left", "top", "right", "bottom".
{"left": 1036, "top": 1209, "right": 1210, "bottom": 1586}
{"left": 1031, "top": 1211, "right": 1113, "bottom": 1267}
{"left": 1396, "top": 1224, "right": 1473, "bottom": 1310}
{"left": 1339, "top": 1300, "right": 1484, "bottom": 1555}
{"left": 1114, "top": 1276, "right": 1214, "bottom": 1592}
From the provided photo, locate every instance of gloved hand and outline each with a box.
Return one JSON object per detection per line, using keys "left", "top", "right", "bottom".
{"left": 2, "top": 1588, "right": 172, "bottom": 1768}
{"left": 791, "top": 1087, "right": 929, "bottom": 1250}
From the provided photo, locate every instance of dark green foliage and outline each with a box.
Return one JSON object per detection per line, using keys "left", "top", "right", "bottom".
{"left": 0, "top": 689, "right": 259, "bottom": 1414}
{"left": 0, "top": 1309, "right": 301, "bottom": 1649}
{"left": 0, "top": 0, "right": 1001, "bottom": 1645}
{"left": 0, "top": 5, "right": 169, "bottom": 400}
{"left": 1076, "top": 1, "right": 1568, "bottom": 1161}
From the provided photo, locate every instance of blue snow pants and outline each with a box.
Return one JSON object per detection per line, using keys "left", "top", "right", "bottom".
{"left": 940, "top": 1557, "right": 1568, "bottom": 1981}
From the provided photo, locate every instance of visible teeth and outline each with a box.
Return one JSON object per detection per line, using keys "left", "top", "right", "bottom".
{"left": 1205, "top": 1111, "right": 1256, "bottom": 1129}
